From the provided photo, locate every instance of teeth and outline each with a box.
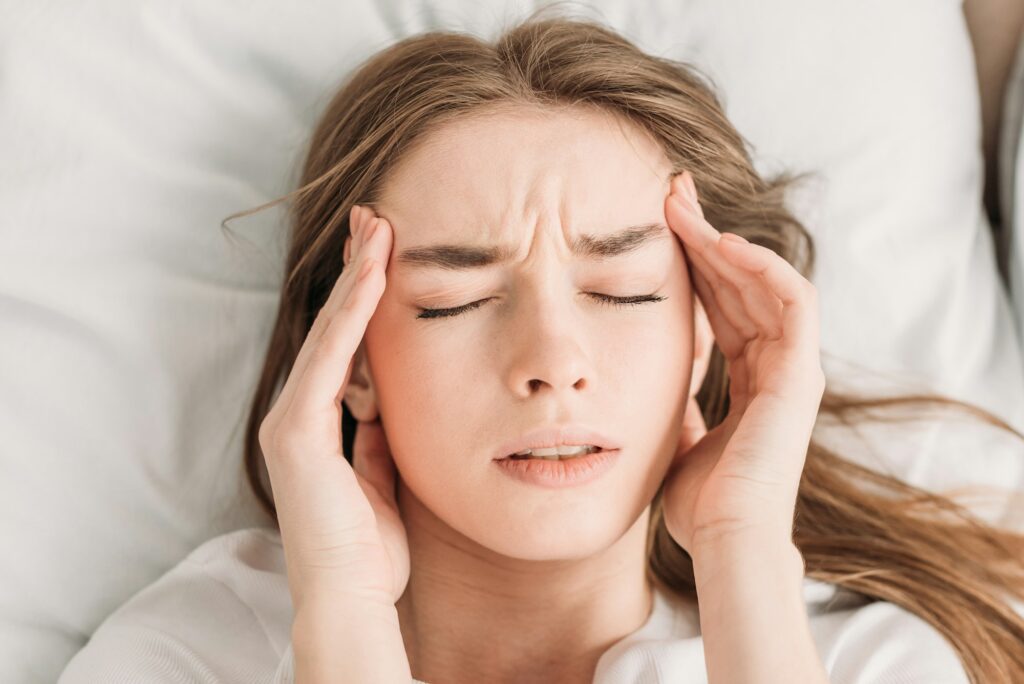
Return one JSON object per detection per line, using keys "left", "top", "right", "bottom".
{"left": 512, "top": 445, "right": 600, "bottom": 460}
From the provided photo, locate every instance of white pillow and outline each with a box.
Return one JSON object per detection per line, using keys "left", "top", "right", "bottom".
{"left": 1000, "top": 25, "right": 1024, "bottom": 352}
{"left": 2, "top": 1, "right": 1020, "bottom": 681}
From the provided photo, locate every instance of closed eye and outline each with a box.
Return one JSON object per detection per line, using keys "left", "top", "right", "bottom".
{"left": 415, "top": 293, "right": 668, "bottom": 320}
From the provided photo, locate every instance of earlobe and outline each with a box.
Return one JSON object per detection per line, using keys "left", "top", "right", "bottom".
{"left": 342, "top": 345, "right": 379, "bottom": 422}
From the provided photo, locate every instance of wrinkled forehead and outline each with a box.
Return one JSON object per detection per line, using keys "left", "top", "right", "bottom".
{"left": 376, "top": 105, "right": 674, "bottom": 246}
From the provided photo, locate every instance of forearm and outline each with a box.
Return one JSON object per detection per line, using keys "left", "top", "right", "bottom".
{"left": 691, "top": 530, "right": 829, "bottom": 684}
{"left": 292, "top": 594, "right": 412, "bottom": 684}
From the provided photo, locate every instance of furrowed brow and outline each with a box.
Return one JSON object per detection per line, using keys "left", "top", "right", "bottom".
{"left": 396, "top": 223, "right": 669, "bottom": 271}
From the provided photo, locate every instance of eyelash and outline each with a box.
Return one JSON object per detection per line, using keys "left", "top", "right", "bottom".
{"left": 415, "top": 293, "right": 668, "bottom": 320}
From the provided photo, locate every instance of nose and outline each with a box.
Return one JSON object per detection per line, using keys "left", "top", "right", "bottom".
{"left": 503, "top": 283, "right": 596, "bottom": 400}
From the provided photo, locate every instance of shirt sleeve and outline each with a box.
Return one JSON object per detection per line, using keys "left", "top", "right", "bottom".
{"left": 57, "top": 558, "right": 294, "bottom": 684}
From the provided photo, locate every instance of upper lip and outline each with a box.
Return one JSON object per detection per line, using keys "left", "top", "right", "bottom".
{"left": 494, "top": 425, "right": 621, "bottom": 460}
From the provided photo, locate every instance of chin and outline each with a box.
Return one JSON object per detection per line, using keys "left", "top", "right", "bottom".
{"left": 400, "top": 471, "right": 653, "bottom": 562}
{"left": 461, "top": 503, "right": 635, "bottom": 562}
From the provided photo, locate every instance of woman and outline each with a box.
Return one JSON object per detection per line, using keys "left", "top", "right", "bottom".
{"left": 60, "top": 11, "right": 1024, "bottom": 684}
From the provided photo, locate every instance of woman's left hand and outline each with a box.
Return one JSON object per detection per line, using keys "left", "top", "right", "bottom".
{"left": 660, "top": 171, "right": 826, "bottom": 555}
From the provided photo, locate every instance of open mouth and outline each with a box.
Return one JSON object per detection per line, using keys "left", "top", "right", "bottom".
{"left": 505, "top": 445, "right": 605, "bottom": 461}
{"left": 494, "top": 445, "right": 620, "bottom": 488}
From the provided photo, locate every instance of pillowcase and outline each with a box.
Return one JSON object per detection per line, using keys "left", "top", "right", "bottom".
{"left": 2, "top": 1, "right": 1019, "bottom": 681}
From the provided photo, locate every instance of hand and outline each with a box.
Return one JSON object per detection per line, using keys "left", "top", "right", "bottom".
{"left": 660, "top": 171, "right": 825, "bottom": 554}
{"left": 257, "top": 204, "right": 409, "bottom": 612}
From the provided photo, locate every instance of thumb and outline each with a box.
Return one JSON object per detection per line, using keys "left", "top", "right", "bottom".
{"left": 351, "top": 419, "right": 398, "bottom": 507}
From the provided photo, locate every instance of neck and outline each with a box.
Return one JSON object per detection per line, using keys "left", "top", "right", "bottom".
{"left": 394, "top": 480, "right": 655, "bottom": 684}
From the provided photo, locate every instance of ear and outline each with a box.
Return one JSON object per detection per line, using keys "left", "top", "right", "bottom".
{"left": 689, "top": 294, "right": 714, "bottom": 398}
{"left": 342, "top": 342, "right": 379, "bottom": 422}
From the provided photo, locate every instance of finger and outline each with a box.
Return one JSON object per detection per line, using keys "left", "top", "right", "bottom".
{"left": 666, "top": 183, "right": 764, "bottom": 345}
{"left": 344, "top": 203, "right": 367, "bottom": 266}
{"left": 684, "top": 245, "right": 759, "bottom": 342}
{"left": 668, "top": 175, "right": 816, "bottom": 369}
{"left": 352, "top": 419, "right": 398, "bottom": 506}
{"left": 676, "top": 230, "right": 755, "bottom": 352}
{"left": 284, "top": 208, "right": 392, "bottom": 411}
{"left": 276, "top": 214, "right": 388, "bottom": 419}
{"left": 718, "top": 236, "right": 785, "bottom": 339}
{"left": 352, "top": 205, "right": 371, "bottom": 254}
{"left": 666, "top": 192, "right": 746, "bottom": 283}
{"left": 667, "top": 177, "right": 795, "bottom": 351}
{"left": 287, "top": 221, "right": 391, "bottom": 421}
{"left": 274, "top": 207, "right": 375, "bottom": 413}
{"left": 331, "top": 207, "right": 374, "bottom": 319}
{"left": 686, "top": 253, "right": 748, "bottom": 360}
{"left": 667, "top": 172, "right": 776, "bottom": 305}
{"left": 721, "top": 235, "right": 818, "bottom": 349}
{"left": 737, "top": 240, "right": 815, "bottom": 348}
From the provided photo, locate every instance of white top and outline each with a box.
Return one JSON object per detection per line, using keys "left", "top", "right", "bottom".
{"left": 58, "top": 526, "right": 971, "bottom": 683}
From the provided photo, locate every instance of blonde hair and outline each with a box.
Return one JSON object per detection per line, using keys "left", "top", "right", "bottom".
{"left": 225, "top": 8, "right": 1024, "bottom": 681}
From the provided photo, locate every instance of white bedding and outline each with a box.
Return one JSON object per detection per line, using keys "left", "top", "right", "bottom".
{"left": 2, "top": 1, "right": 1021, "bottom": 681}
{"left": 1001, "top": 24, "right": 1024, "bottom": 353}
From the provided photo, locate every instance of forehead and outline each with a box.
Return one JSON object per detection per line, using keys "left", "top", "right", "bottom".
{"left": 376, "top": 105, "right": 673, "bottom": 244}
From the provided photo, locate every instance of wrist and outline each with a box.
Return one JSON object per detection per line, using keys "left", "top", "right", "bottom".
{"left": 691, "top": 520, "right": 796, "bottom": 554}
{"left": 292, "top": 593, "right": 410, "bottom": 684}
{"left": 295, "top": 584, "right": 397, "bottom": 617}
{"left": 689, "top": 527, "right": 825, "bottom": 683}
{"left": 691, "top": 525, "right": 804, "bottom": 581}
{"left": 293, "top": 590, "right": 400, "bottom": 630}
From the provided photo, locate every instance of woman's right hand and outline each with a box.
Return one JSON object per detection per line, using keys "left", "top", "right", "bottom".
{"left": 257, "top": 204, "right": 408, "bottom": 614}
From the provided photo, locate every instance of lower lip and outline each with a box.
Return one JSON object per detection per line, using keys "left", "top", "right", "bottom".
{"left": 493, "top": 449, "right": 620, "bottom": 488}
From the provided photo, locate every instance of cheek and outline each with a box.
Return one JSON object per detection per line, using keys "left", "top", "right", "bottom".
{"left": 364, "top": 273, "right": 692, "bottom": 457}
{"left": 364, "top": 298, "right": 480, "bottom": 468}
{"left": 367, "top": 294, "right": 474, "bottom": 392}
{"left": 599, "top": 276, "right": 693, "bottom": 378}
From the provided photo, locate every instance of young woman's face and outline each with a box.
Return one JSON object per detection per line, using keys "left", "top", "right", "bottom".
{"left": 359, "top": 105, "right": 695, "bottom": 560}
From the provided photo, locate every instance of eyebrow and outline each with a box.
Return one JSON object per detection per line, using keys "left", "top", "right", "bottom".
{"left": 395, "top": 223, "right": 671, "bottom": 271}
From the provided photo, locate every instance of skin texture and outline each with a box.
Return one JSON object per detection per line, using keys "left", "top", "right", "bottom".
{"left": 341, "top": 105, "right": 714, "bottom": 682}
